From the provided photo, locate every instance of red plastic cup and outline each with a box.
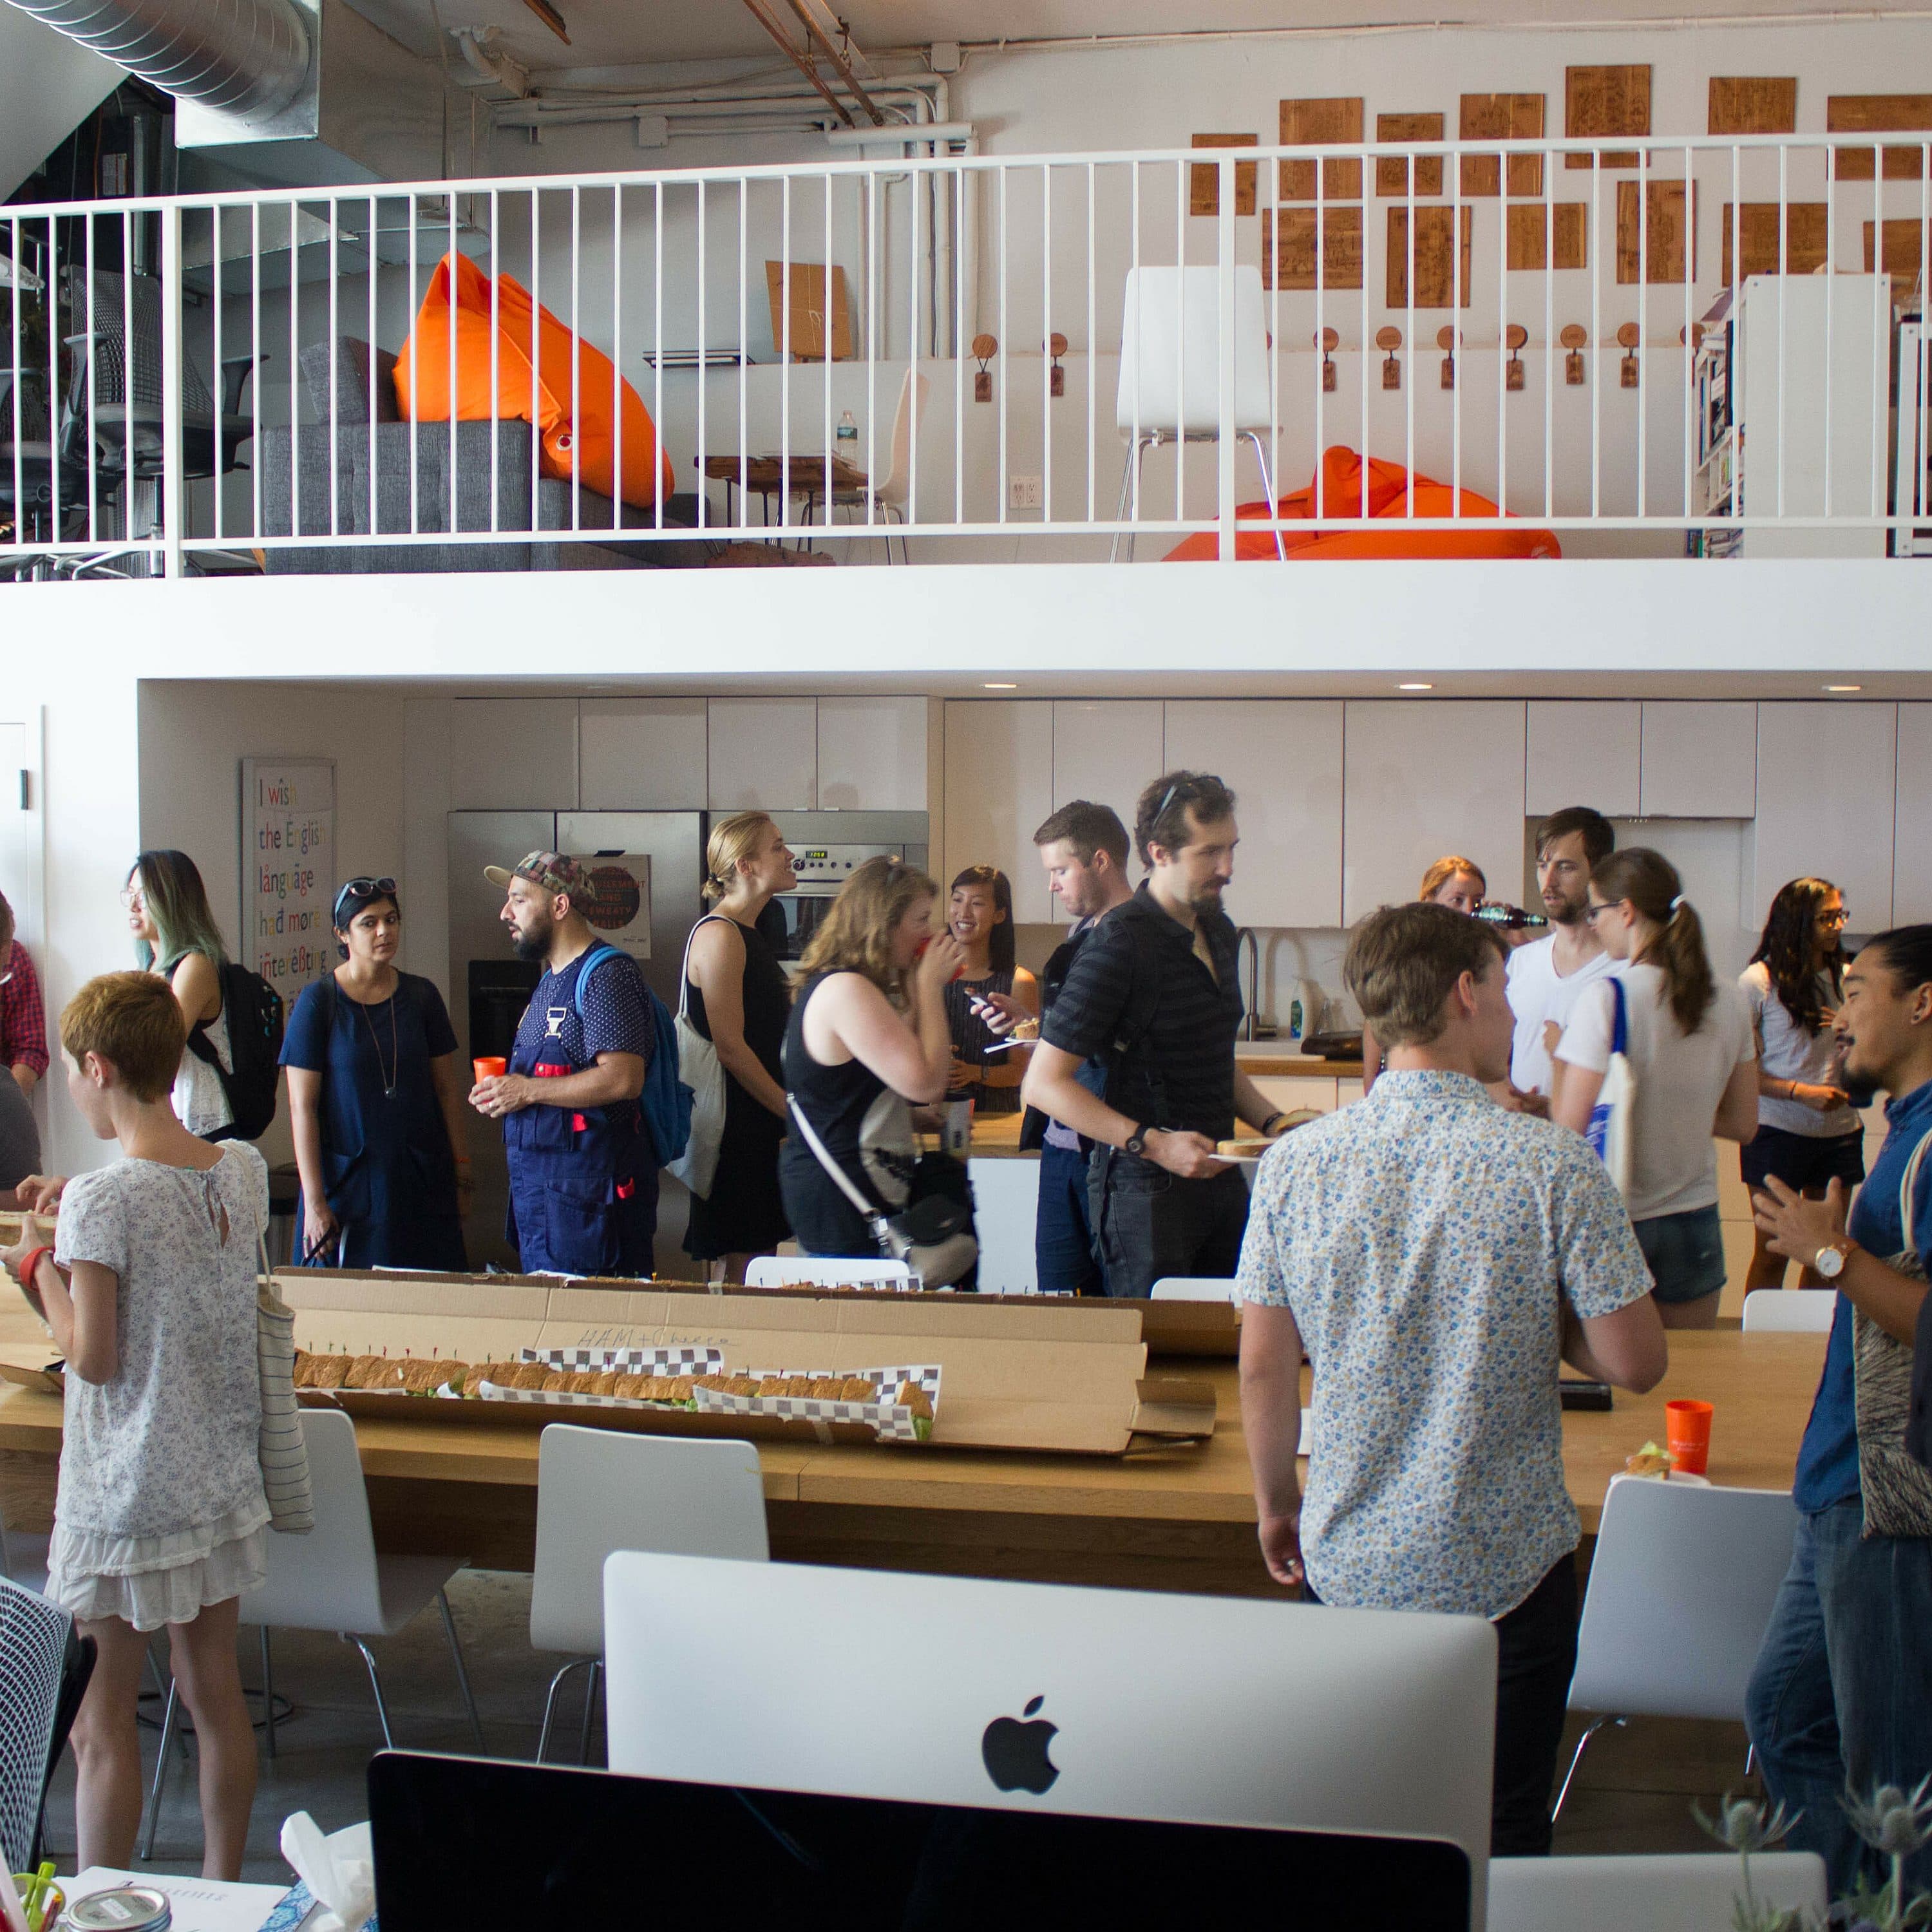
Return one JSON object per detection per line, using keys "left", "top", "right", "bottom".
{"left": 472, "top": 1056, "right": 507, "bottom": 1084}
{"left": 1665, "top": 1398, "right": 1714, "bottom": 1476}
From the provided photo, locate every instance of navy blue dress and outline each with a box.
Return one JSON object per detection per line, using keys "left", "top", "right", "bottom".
{"left": 280, "top": 970, "right": 468, "bottom": 1271}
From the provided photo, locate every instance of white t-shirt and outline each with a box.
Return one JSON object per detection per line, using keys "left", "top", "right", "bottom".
{"left": 1555, "top": 962, "right": 1756, "bottom": 1222}
{"left": 1739, "top": 962, "right": 1861, "bottom": 1141}
{"left": 1506, "top": 936, "right": 1620, "bottom": 1095}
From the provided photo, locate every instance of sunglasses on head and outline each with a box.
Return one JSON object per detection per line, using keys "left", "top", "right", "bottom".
{"left": 334, "top": 876, "right": 398, "bottom": 923}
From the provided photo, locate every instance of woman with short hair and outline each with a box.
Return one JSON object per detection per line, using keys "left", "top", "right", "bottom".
{"left": 124, "top": 851, "right": 233, "bottom": 1140}
{"left": 280, "top": 878, "right": 469, "bottom": 1269}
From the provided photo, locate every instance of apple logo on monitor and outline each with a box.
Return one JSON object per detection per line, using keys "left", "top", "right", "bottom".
{"left": 981, "top": 1695, "right": 1059, "bottom": 1794}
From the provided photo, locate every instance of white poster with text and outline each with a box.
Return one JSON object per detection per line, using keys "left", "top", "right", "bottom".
{"left": 243, "top": 757, "right": 336, "bottom": 1010}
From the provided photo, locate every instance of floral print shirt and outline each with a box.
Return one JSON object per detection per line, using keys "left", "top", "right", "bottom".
{"left": 1236, "top": 1070, "right": 1654, "bottom": 1619}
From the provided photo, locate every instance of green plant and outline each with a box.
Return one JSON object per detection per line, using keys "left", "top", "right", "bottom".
{"left": 1841, "top": 1779, "right": 1932, "bottom": 1931}
{"left": 1696, "top": 1791, "right": 1807, "bottom": 1931}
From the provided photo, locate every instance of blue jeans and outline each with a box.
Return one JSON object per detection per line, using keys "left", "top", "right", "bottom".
{"left": 1745, "top": 1497, "right": 1932, "bottom": 1897}
{"left": 1036, "top": 1141, "right": 1103, "bottom": 1296}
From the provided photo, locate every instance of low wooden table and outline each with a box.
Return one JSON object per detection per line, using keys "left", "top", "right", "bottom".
{"left": 0, "top": 1332, "right": 1824, "bottom": 1599}
{"left": 701, "top": 453, "right": 868, "bottom": 544}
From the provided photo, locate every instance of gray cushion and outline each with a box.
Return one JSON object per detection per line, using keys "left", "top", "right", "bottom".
{"left": 298, "top": 336, "right": 400, "bottom": 427}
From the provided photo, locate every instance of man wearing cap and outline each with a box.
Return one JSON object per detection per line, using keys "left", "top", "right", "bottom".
{"left": 471, "top": 852, "right": 658, "bottom": 1276}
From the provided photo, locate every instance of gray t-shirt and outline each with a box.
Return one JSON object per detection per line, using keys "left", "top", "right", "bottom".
{"left": 0, "top": 1073, "right": 40, "bottom": 1191}
{"left": 1739, "top": 962, "right": 1862, "bottom": 1140}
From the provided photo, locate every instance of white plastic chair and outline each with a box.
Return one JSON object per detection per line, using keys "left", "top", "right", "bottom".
{"left": 1741, "top": 1288, "right": 1838, "bottom": 1333}
{"left": 1488, "top": 1851, "right": 1826, "bottom": 1932}
{"left": 744, "top": 1256, "right": 913, "bottom": 1289}
{"left": 141, "top": 1408, "right": 481, "bottom": 1855}
{"left": 1150, "top": 1276, "right": 1239, "bottom": 1302}
{"left": 531, "top": 1426, "right": 768, "bottom": 1763}
{"left": 800, "top": 367, "right": 927, "bottom": 564}
{"left": 1112, "top": 265, "right": 1284, "bottom": 562}
{"left": 1553, "top": 1476, "right": 1799, "bottom": 1819}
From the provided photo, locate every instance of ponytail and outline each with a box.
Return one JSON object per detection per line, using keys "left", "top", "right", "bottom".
{"left": 1591, "top": 848, "right": 1716, "bottom": 1035}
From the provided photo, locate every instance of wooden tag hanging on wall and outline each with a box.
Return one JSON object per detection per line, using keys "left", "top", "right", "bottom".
{"left": 1506, "top": 203, "right": 1587, "bottom": 272}
{"left": 1826, "top": 94, "right": 1932, "bottom": 180}
{"left": 1279, "top": 97, "right": 1364, "bottom": 200}
{"left": 1262, "top": 206, "right": 1363, "bottom": 290}
{"left": 1387, "top": 205, "right": 1473, "bottom": 307}
{"left": 1376, "top": 113, "right": 1443, "bottom": 196}
{"left": 1707, "top": 77, "right": 1797, "bottom": 135}
{"left": 1616, "top": 180, "right": 1695, "bottom": 283}
{"left": 1566, "top": 65, "right": 1651, "bottom": 169}
{"left": 1720, "top": 202, "right": 1827, "bottom": 281}
{"left": 1190, "top": 133, "right": 1258, "bottom": 216}
{"left": 1459, "top": 94, "right": 1545, "bottom": 197}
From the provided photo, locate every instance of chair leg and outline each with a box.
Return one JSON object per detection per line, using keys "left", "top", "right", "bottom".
{"left": 536, "top": 1658, "right": 594, "bottom": 1765}
{"left": 577, "top": 1659, "right": 603, "bottom": 1766}
{"left": 1243, "top": 430, "right": 1287, "bottom": 562}
{"left": 439, "top": 1589, "right": 485, "bottom": 1752}
{"left": 1745, "top": 1741, "right": 1757, "bottom": 1780}
{"left": 1551, "top": 1713, "right": 1621, "bottom": 1823}
{"left": 260, "top": 1627, "right": 276, "bottom": 1760}
{"left": 348, "top": 1637, "right": 397, "bottom": 1751}
{"left": 1109, "top": 437, "right": 1146, "bottom": 564}
{"left": 139, "top": 1677, "right": 181, "bottom": 1860}
{"left": 144, "top": 1645, "right": 190, "bottom": 1760}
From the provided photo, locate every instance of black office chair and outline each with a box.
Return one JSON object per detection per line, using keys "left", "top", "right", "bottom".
{"left": 0, "top": 377, "right": 65, "bottom": 576}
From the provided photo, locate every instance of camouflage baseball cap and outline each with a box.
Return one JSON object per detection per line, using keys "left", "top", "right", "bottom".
{"left": 482, "top": 850, "right": 588, "bottom": 898}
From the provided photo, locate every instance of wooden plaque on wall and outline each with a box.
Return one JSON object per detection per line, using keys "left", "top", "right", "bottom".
{"left": 1459, "top": 93, "right": 1545, "bottom": 196}
{"left": 1191, "top": 134, "right": 1259, "bottom": 216}
{"left": 1376, "top": 113, "right": 1444, "bottom": 196}
{"left": 1566, "top": 65, "right": 1651, "bottom": 168}
{"left": 1719, "top": 202, "right": 1828, "bottom": 281}
{"left": 1280, "top": 97, "right": 1365, "bottom": 201}
{"left": 1616, "top": 180, "right": 1696, "bottom": 283}
{"left": 1506, "top": 202, "right": 1587, "bottom": 271}
{"left": 1708, "top": 77, "right": 1797, "bottom": 135}
{"left": 1826, "top": 95, "right": 1932, "bottom": 180}
{"left": 1387, "top": 205, "right": 1473, "bottom": 307}
{"left": 1263, "top": 205, "right": 1365, "bottom": 290}
{"left": 1865, "top": 218, "right": 1926, "bottom": 296}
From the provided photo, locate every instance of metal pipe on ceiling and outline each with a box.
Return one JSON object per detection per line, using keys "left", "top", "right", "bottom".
{"left": 4, "top": 0, "right": 312, "bottom": 121}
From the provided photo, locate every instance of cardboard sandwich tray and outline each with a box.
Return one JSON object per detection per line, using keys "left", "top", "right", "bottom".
{"left": 277, "top": 1271, "right": 1216, "bottom": 1457}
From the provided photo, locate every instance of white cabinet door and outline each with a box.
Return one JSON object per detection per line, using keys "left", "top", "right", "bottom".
{"left": 1753, "top": 703, "right": 1896, "bottom": 932}
{"left": 1526, "top": 701, "right": 1640, "bottom": 817}
{"left": 1640, "top": 703, "right": 1757, "bottom": 817}
{"left": 580, "top": 699, "right": 708, "bottom": 809}
{"left": 1896, "top": 705, "right": 1932, "bottom": 925}
{"left": 449, "top": 699, "right": 580, "bottom": 809}
{"left": 707, "top": 699, "right": 817, "bottom": 811}
{"left": 942, "top": 702, "right": 1055, "bottom": 923}
{"left": 1164, "top": 700, "right": 1344, "bottom": 926}
{"left": 1343, "top": 702, "right": 1527, "bottom": 924}
{"left": 1051, "top": 701, "right": 1166, "bottom": 862}
{"left": 818, "top": 696, "right": 928, "bottom": 811}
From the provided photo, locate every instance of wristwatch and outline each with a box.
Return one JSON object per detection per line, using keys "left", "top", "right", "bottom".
{"left": 1263, "top": 1110, "right": 1291, "bottom": 1135}
{"left": 1123, "top": 1124, "right": 1150, "bottom": 1159}
{"left": 1813, "top": 1238, "right": 1857, "bottom": 1280}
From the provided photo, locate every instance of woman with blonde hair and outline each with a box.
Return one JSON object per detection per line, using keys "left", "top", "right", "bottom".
{"left": 778, "top": 856, "right": 961, "bottom": 1258}
{"left": 1553, "top": 848, "right": 1759, "bottom": 1327}
{"left": 683, "top": 812, "right": 797, "bottom": 1279}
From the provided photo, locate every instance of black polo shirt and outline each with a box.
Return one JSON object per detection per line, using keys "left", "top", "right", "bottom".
{"left": 1041, "top": 883, "right": 1244, "bottom": 1141}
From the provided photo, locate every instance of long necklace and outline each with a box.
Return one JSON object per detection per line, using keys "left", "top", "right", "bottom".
{"left": 351, "top": 973, "right": 400, "bottom": 1097}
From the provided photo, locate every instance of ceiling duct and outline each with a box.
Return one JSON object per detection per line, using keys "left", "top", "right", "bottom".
{"left": 2, "top": 0, "right": 313, "bottom": 126}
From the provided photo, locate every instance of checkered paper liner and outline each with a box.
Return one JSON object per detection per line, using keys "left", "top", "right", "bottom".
{"left": 473, "top": 1345, "right": 726, "bottom": 1408}
{"left": 694, "top": 1362, "right": 942, "bottom": 1444}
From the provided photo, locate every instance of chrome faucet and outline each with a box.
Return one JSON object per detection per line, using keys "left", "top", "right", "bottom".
{"left": 1235, "top": 926, "right": 1260, "bottom": 1041}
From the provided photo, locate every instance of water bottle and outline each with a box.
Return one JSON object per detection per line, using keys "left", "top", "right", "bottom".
{"left": 837, "top": 410, "right": 858, "bottom": 462}
{"left": 1288, "top": 999, "right": 1303, "bottom": 1041}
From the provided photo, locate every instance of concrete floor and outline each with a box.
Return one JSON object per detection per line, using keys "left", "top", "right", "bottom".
{"left": 40, "top": 1566, "right": 1748, "bottom": 1886}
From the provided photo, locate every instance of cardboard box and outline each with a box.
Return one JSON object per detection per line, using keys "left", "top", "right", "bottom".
{"left": 277, "top": 1273, "right": 1215, "bottom": 1458}
{"left": 764, "top": 260, "right": 855, "bottom": 362}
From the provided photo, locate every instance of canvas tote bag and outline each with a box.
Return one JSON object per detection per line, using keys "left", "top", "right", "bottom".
{"left": 1584, "top": 976, "right": 1637, "bottom": 1200}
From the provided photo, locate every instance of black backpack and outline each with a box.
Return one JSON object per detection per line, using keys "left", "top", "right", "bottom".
{"left": 185, "top": 961, "right": 286, "bottom": 1141}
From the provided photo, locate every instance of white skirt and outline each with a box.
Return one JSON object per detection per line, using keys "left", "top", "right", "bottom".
{"left": 47, "top": 1499, "right": 272, "bottom": 1633}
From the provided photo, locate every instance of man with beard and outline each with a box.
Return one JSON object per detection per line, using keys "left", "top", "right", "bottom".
{"left": 1506, "top": 805, "right": 1618, "bottom": 1105}
{"left": 1023, "top": 772, "right": 1298, "bottom": 1298}
{"left": 469, "top": 852, "right": 656, "bottom": 1276}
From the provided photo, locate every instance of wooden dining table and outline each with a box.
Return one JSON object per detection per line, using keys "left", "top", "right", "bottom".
{"left": 0, "top": 1331, "right": 1826, "bottom": 1600}
{"left": 700, "top": 452, "right": 868, "bottom": 543}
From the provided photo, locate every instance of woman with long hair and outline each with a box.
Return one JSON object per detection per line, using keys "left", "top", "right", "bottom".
{"left": 124, "top": 850, "right": 233, "bottom": 1139}
{"left": 777, "top": 857, "right": 960, "bottom": 1258}
{"left": 1363, "top": 855, "right": 1491, "bottom": 1094}
{"left": 683, "top": 812, "right": 797, "bottom": 1280}
{"left": 1553, "top": 848, "right": 1759, "bottom": 1327}
{"left": 942, "top": 865, "right": 1039, "bottom": 1116}
{"left": 1740, "top": 876, "right": 1864, "bottom": 1289}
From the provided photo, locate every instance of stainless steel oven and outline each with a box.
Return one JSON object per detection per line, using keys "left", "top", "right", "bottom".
{"left": 767, "top": 811, "right": 929, "bottom": 964}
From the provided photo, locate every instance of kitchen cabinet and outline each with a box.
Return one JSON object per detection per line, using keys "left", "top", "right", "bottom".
{"left": 1640, "top": 703, "right": 1756, "bottom": 818}
{"left": 1164, "top": 700, "right": 1344, "bottom": 927}
{"left": 1051, "top": 702, "right": 1165, "bottom": 876}
{"left": 707, "top": 699, "right": 817, "bottom": 811}
{"left": 1753, "top": 703, "right": 1896, "bottom": 932}
{"left": 1343, "top": 701, "right": 1527, "bottom": 923}
{"left": 1893, "top": 705, "right": 1932, "bottom": 925}
{"left": 579, "top": 699, "right": 708, "bottom": 809}
{"left": 448, "top": 699, "right": 580, "bottom": 810}
{"left": 818, "top": 696, "right": 928, "bottom": 811}
{"left": 942, "top": 701, "right": 1055, "bottom": 923}
{"left": 1526, "top": 702, "right": 1640, "bottom": 818}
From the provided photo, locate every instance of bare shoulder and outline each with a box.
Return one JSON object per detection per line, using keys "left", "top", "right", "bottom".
{"left": 688, "top": 916, "right": 748, "bottom": 976}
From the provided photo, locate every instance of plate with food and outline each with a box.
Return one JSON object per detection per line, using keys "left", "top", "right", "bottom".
{"left": 1620, "top": 1441, "right": 1709, "bottom": 1485}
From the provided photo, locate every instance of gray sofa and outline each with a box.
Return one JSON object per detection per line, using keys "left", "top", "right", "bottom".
{"left": 258, "top": 336, "right": 711, "bottom": 573}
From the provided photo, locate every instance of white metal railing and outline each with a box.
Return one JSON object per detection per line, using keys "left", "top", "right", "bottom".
{"left": 3, "top": 133, "right": 1931, "bottom": 578}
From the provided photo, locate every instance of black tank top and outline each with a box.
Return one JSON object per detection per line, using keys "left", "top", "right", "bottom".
{"left": 687, "top": 914, "right": 788, "bottom": 1083}
{"left": 781, "top": 970, "right": 914, "bottom": 1211}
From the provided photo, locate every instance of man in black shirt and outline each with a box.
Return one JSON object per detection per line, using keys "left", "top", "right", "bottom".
{"left": 1022, "top": 771, "right": 1298, "bottom": 1298}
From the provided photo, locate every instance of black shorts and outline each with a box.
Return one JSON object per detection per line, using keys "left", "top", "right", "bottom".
{"left": 1739, "top": 1122, "right": 1867, "bottom": 1195}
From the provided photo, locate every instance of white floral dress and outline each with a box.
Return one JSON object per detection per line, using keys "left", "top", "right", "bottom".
{"left": 48, "top": 1145, "right": 270, "bottom": 1631}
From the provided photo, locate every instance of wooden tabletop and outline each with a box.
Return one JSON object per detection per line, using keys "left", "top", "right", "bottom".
{"left": 0, "top": 1332, "right": 1824, "bottom": 1597}
{"left": 701, "top": 454, "right": 869, "bottom": 492}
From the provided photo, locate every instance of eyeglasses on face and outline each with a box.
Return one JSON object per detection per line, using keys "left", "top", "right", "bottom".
{"left": 118, "top": 886, "right": 144, "bottom": 909}
{"left": 1584, "top": 900, "right": 1618, "bottom": 922}
{"left": 1818, "top": 908, "right": 1850, "bottom": 929}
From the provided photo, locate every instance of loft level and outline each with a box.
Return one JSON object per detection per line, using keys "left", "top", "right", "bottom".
{"left": 5, "top": 136, "right": 1932, "bottom": 580}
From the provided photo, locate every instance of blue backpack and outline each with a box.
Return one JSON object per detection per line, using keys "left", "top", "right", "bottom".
{"left": 573, "top": 943, "right": 692, "bottom": 1168}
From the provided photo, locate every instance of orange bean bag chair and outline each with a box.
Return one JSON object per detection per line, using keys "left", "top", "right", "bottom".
{"left": 392, "top": 251, "right": 674, "bottom": 511}
{"left": 1164, "top": 445, "right": 1560, "bottom": 561}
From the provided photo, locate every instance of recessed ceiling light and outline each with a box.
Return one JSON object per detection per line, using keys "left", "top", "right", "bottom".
{"left": 983, "top": 681, "right": 1018, "bottom": 690}
{"left": 1824, "top": 683, "right": 1862, "bottom": 693}
{"left": 1398, "top": 682, "right": 1434, "bottom": 692}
